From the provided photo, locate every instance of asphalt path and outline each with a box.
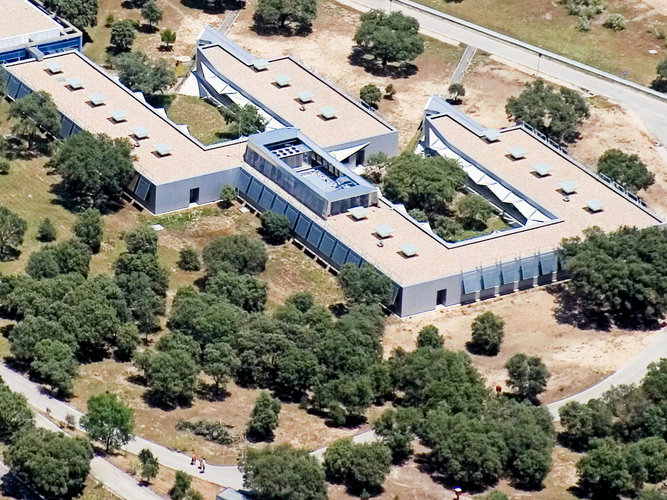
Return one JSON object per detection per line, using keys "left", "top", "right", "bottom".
{"left": 335, "top": 0, "right": 667, "bottom": 147}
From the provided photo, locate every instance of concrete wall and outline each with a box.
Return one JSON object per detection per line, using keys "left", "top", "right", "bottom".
{"left": 152, "top": 168, "right": 242, "bottom": 214}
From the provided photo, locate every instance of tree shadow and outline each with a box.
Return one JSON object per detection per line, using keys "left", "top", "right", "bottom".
{"left": 196, "top": 383, "right": 230, "bottom": 402}
{"left": 0, "top": 471, "right": 41, "bottom": 500}
{"left": 348, "top": 46, "right": 417, "bottom": 78}
{"left": 548, "top": 284, "right": 611, "bottom": 331}
{"left": 650, "top": 78, "right": 667, "bottom": 93}
{"left": 245, "top": 430, "right": 276, "bottom": 444}
{"left": 251, "top": 20, "right": 313, "bottom": 37}
{"left": 328, "top": 302, "right": 348, "bottom": 318}
{"left": 0, "top": 248, "right": 21, "bottom": 263}
{"left": 137, "top": 24, "right": 159, "bottom": 34}
{"left": 180, "top": 0, "right": 243, "bottom": 13}
{"left": 414, "top": 452, "right": 495, "bottom": 493}
{"left": 464, "top": 340, "right": 498, "bottom": 356}
{"left": 127, "top": 374, "right": 147, "bottom": 386}
{"left": 567, "top": 484, "right": 590, "bottom": 499}
{"left": 48, "top": 182, "right": 128, "bottom": 216}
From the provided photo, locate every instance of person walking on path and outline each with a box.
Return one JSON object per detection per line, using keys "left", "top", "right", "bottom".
{"left": 191, "top": 454, "right": 197, "bottom": 466}
{"left": 200, "top": 458, "right": 206, "bottom": 474}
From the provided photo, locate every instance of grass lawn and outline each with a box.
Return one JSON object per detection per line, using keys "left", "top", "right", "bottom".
{"left": 415, "top": 0, "right": 666, "bottom": 86}
{"left": 165, "top": 95, "right": 230, "bottom": 145}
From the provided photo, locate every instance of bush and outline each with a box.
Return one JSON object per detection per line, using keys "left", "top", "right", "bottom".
{"left": 73, "top": 208, "right": 103, "bottom": 253}
{"left": 597, "top": 149, "right": 654, "bottom": 193}
{"left": 416, "top": 325, "right": 444, "bottom": 349}
{"left": 110, "top": 20, "right": 136, "bottom": 52}
{"left": 176, "top": 420, "right": 235, "bottom": 445}
{"left": 577, "top": 14, "right": 592, "bottom": 31}
{"left": 338, "top": 263, "right": 393, "bottom": 305}
{"left": 0, "top": 157, "right": 10, "bottom": 174}
{"left": 169, "top": 471, "right": 191, "bottom": 500}
{"left": 360, "top": 84, "right": 382, "bottom": 107}
{"left": 605, "top": 13, "right": 626, "bottom": 31}
{"left": 219, "top": 184, "right": 236, "bottom": 208}
{"left": 448, "top": 82, "right": 465, "bottom": 103}
{"left": 260, "top": 211, "right": 291, "bottom": 244}
{"left": 247, "top": 391, "right": 281, "bottom": 441}
{"left": 469, "top": 311, "right": 504, "bottom": 355}
{"left": 37, "top": 218, "right": 57, "bottom": 242}
{"left": 177, "top": 247, "right": 200, "bottom": 271}
{"left": 202, "top": 235, "right": 267, "bottom": 275}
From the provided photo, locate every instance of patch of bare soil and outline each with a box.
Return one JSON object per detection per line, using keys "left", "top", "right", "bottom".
{"left": 226, "top": 0, "right": 462, "bottom": 150}
{"left": 383, "top": 288, "right": 659, "bottom": 404}
{"left": 461, "top": 56, "right": 667, "bottom": 216}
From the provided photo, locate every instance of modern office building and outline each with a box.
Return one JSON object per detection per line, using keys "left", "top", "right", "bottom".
{"left": 3, "top": 30, "right": 662, "bottom": 316}
{"left": 0, "top": 0, "right": 81, "bottom": 63}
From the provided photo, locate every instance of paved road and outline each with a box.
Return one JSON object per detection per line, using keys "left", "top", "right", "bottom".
{"left": 338, "top": 0, "right": 667, "bottom": 147}
{"left": 0, "top": 364, "right": 243, "bottom": 491}
{"left": 546, "top": 328, "right": 667, "bottom": 420}
{"left": 219, "top": 10, "right": 240, "bottom": 34}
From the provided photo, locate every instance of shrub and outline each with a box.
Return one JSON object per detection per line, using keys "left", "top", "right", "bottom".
{"left": 605, "top": 13, "right": 626, "bottom": 31}
{"left": 177, "top": 247, "right": 200, "bottom": 271}
{"left": 260, "top": 211, "right": 291, "bottom": 244}
{"left": 247, "top": 391, "right": 281, "bottom": 441}
{"left": 37, "top": 218, "right": 57, "bottom": 242}
{"left": 219, "top": 184, "right": 236, "bottom": 208}
{"left": 360, "top": 84, "right": 382, "bottom": 107}
{"left": 73, "top": 208, "right": 103, "bottom": 253}
{"left": 577, "top": 15, "right": 592, "bottom": 31}
{"left": 0, "top": 158, "right": 10, "bottom": 174}
{"left": 175, "top": 420, "right": 235, "bottom": 445}
{"left": 469, "top": 311, "right": 505, "bottom": 355}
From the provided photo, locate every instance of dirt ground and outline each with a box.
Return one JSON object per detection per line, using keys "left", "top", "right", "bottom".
{"left": 226, "top": 0, "right": 463, "bottom": 150}
{"left": 384, "top": 287, "right": 660, "bottom": 404}
{"left": 71, "top": 360, "right": 365, "bottom": 466}
{"left": 460, "top": 54, "right": 667, "bottom": 216}
{"left": 83, "top": 0, "right": 225, "bottom": 68}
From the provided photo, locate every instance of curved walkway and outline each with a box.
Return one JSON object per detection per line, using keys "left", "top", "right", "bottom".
{"left": 2, "top": 326, "right": 666, "bottom": 496}
{"left": 335, "top": 0, "right": 667, "bottom": 148}
{"left": 546, "top": 328, "right": 667, "bottom": 420}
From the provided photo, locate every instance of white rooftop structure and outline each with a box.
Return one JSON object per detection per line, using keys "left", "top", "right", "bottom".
{"left": 251, "top": 58, "right": 269, "bottom": 71}
{"left": 110, "top": 109, "right": 127, "bottom": 123}
{"left": 155, "top": 143, "right": 173, "bottom": 156}
{"left": 132, "top": 126, "right": 149, "bottom": 139}
{"left": 559, "top": 180, "right": 577, "bottom": 194}
{"left": 67, "top": 76, "right": 84, "bottom": 89}
{"left": 1, "top": 0, "right": 64, "bottom": 50}
{"left": 401, "top": 243, "right": 419, "bottom": 257}
{"left": 375, "top": 224, "right": 394, "bottom": 238}
{"left": 274, "top": 74, "right": 290, "bottom": 87}
{"left": 586, "top": 198, "right": 604, "bottom": 212}
{"left": 507, "top": 146, "right": 526, "bottom": 159}
{"left": 533, "top": 163, "right": 552, "bottom": 177}
{"left": 348, "top": 206, "right": 368, "bottom": 220}
{"left": 319, "top": 106, "right": 337, "bottom": 120}
{"left": 45, "top": 60, "right": 63, "bottom": 74}
{"left": 297, "top": 90, "right": 314, "bottom": 103}
{"left": 89, "top": 93, "right": 105, "bottom": 106}
{"left": 483, "top": 129, "right": 501, "bottom": 142}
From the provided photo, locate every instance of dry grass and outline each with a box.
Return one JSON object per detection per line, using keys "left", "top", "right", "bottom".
{"left": 226, "top": 0, "right": 463, "bottom": 150}
{"left": 165, "top": 95, "right": 230, "bottom": 145}
{"left": 416, "top": 0, "right": 667, "bottom": 86}
{"left": 83, "top": 0, "right": 225, "bottom": 68}
{"left": 384, "top": 287, "right": 659, "bottom": 404}
{"left": 75, "top": 478, "right": 123, "bottom": 500}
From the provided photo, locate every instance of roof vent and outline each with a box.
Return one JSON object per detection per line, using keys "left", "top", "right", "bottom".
{"left": 252, "top": 58, "right": 269, "bottom": 71}
{"left": 297, "top": 90, "right": 314, "bottom": 103}
{"left": 533, "top": 163, "right": 551, "bottom": 177}
{"left": 110, "top": 109, "right": 127, "bottom": 123}
{"left": 375, "top": 225, "right": 394, "bottom": 239}
{"left": 132, "top": 126, "right": 149, "bottom": 140}
{"left": 586, "top": 199, "right": 604, "bottom": 212}
{"left": 67, "top": 77, "right": 84, "bottom": 90}
{"left": 155, "top": 143, "right": 173, "bottom": 157}
{"left": 507, "top": 146, "right": 526, "bottom": 159}
{"left": 401, "top": 243, "right": 419, "bottom": 258}
{"left": 483, "top": 129, "right": 500, "bottom": 142}
{"left": 348, "top": 206, "right": 368, "bottom": 220}
{"left": 559, "top": 180, "right": 577, "bottom": 195}
{"left": 319, "top": 106, "right": 337, "bottom": 120}
{"left": 89, "top": 93, "right": 105, "bottom": 106}
{"left": 274, "top": 74, "right": 291, "bottom": 87}
{"left": 45, "top": 60, "right": 63, "bottom": 74}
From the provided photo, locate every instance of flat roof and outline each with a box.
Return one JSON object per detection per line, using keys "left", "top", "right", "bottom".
{"left": 198, "top": 44, "right": 394, "bottom": 149}
{"left": 1, "top": 0, "right": 62, "bottom": 41}
{"left": 323, "top": 115, "right": 660, "bottom": 286}
{"left": 7, "top": 51, "right": 245, "bottom": 185}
